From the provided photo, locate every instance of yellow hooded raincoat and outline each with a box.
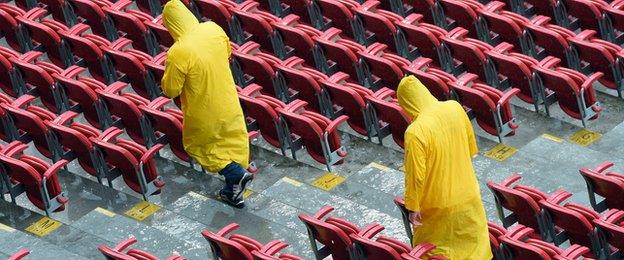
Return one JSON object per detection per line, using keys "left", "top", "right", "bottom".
{"left": 161, "top": 0, "right": 249, "bottom": 172}
{"left": 398, "top": 76, "right": 491, "bottom": 259}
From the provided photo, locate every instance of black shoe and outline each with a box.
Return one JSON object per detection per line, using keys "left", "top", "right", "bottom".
{"left": 219, "top": 189, "right": 245, "bottom": 208}
{"left": 232, "top": 172, "right": 254, "bottom": 202}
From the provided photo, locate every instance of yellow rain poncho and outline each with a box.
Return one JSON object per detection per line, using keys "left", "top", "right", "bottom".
{"left": 161, "top": 0, "right": 249, "bottom": 172}
{"left": 398, "top": 76, "right": 491, "bottom": 259}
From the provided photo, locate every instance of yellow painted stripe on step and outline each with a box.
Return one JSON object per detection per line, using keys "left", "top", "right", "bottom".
{"left": 25, "top": 217, "right": 61, "bottom": 237}
{"left": 188, "top": 191, "right": 209, "bottom": 201}
{"left": 243, "top": 189, "right": 253, "bottom": 199}
{"left": 311, "top": 173, "right": 345, "bottom": 191}
{"left": 542, "top": 133, "right": 563, "bottom": 143}
{"left": 124, "top": 201, "right": 160, "bottom": 221}
{"left": 569, "top": 129, "right": 602, "bottom": 146}
{"left": 0, "top": 222, "right": 15, "bottom": 233}
{"left": 94, "top": 207, "right": 116, "bottom": 217}
{"left": 368, "top": 162, "right": 391, "bottom": 172}
{"left": 282, "top": 177, "right": 303, "bottom": 187}
{"left": 484, "top": 144, "right": 517, "bottom": 161}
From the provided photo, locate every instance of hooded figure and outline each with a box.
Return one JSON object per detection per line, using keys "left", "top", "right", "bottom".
{"left": 162, "top": 0, "right": 252, "bottom": 207}
{"left": 398, "top": 76, "right": 491, "bottom": 259}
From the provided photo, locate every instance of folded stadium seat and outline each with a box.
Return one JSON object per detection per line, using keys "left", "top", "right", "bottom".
{"left": 12, "top": 8, "right": 72, "bottom": 67}
{"left": 46, "top": 111, "right": 106, "bottom": 179}
{"left": 568, "top": 30, "right": 624, "bottom": 98}
{"left": 436, "top": 0, "right": 489, "bottom": 39}
{"left": 0, "top": 7, "right": 27, "bottom": 52}
{"left": 500, "top": 225, "right": 594, "bottom": 260}
{"left": 477, "top": 2, "right": 533, "bottom": 54}
{"left": 321, "top": 72, "right": 383, "bottom": 139}
{"left": 350, "top": 232, "right": 443, "bottom": 260}
{"left": 277, "top": 102, "right": 348, "bottom": 171}
{"left": 0, "top": 141, "right": 68, "bottom": 216}
{"left": 561, "top": 0, "right": 608, "bottom": 35}
{"left": 144, "top": 15, "right": 174, "bottom": 48}
{"left": 593, "top": 209, "right": 624, "bottom": 258}
{"left": 365, "top": 88, "right": 410, "bottom": 148}
{"left": 394, "top": 13, "right": 451, "bottom": 68}
{"left": 358, "top": 43, "right": 407, "bottom": 90}
{"left": 516, "top": 0, "right": 563, "bottom": 21}
{"left": 538, "top": 189, "right": 603, "bottom": 256}
{"left": 99, "top": 42, "right": 161, "bottom": 100}
{"left": 532, "top": 57, "right": 603, "bottom": 127}
{"left": 1, "top": 95, "right": 64, "bottom": 159}
{"left": 202, "top": 223, "right": 302, "bottom": 260}
{"left": 353, "top": 1, "right": 404, "bottom": 52}
{"left": 373, "top": 0, "right": 414, "bottom": 17}
{"left": 299, "top": 206, "right": 385, "bottom": 260}
{"left": 275, "top": 57, "right": 340, "bottom": 117}
{"left": 393, "top": 197, "right": 413, "bottom": 245}
{"left": 91, "top": 127, "right": 165, "bottom": 200}
{"left": 402, "top": 57, "right": 457, "bottom": 101}
{"left": 192, "top": 0, "right": 236, "bottom": 38}
{"left": 55, "top": 24, "right": 116, "bottom": 83}
{"left": 485, "top": 43, "right": 552, "bottom": 112}
{"left": 0, "top": 51, "right": 24, "bottom": 98}
{"left": 67, "top": 0, "right": 117, "bottom": 40}
{"left": 135, "top": 0, "right": 167, "bottom": 17}
{"left": 37, "top": 0, "right": 77, "bottom": 26}
{"left": 453, "top": 81, "right": 519, "bottom": 141}
{"left": 487, "top": 175, "right": 551, "bottom": 238}
{"left": 281, "top": 0, "right": 314, "bottom": 24}
{"left": 8, "top": 52, "right": 69, "bottom": 113}
{"left": 524, "top": 16, "right": 577, "bottom": 68}
{"left": 311, "top": 0, "right": 360, "bottom": 39}
{"left": 139, "top": 97, "right": 194, "bottom": 164}
{"left": 442, "top": 28, "right": 498, "bottom": 85}
{"left": 604, "top": 2, "right": 624, "bottom": 44}
{"left": 271, "top": 14, "right": 322, "bottom": 64}
{"left": 579, "top": 162, "right": 624, "bottom": 212}
{"left": 229, "top": 1, "right": 279, "bottom": 53}
{"left": 88, "top": 80, "right": 151, "bottom": 146}
{"left": 8, "top": 249, "right": 29, "bottom": 260}
{"left": 488, "top": 222, "right": 509, "bottom": 260}
{"left": 99, "top": 237, "right": 186, "bottom": 260}
{"left": 238, "top": 84, "right": 305, "bottom": 158}
{"left": 314, "top": 28, "right": 366, "bottom": 82}
{"left": 231, "top": 42, "right": 292, "bottom": 101}
{"left": 102, "top": 2, "right": 162, "bottom": 56}
{"left": 404, "top": 0, "right": 438, "bottom": 24}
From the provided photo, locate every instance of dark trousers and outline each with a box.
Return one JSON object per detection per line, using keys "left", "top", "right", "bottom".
{"left": 218, "top": 162, "right": 245, "bottom": 196}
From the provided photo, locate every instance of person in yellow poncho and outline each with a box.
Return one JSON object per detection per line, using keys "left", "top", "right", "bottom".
{"left": 161, "top": 0, "right": 252, "bottom": 208}
{"left": 398, "top": 76, "right": 492, "bottom": 259}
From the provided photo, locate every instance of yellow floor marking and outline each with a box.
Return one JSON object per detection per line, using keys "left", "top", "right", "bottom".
{"left": 569, "top": 129, "right": 602, "bottom": 146}
{"left": 542, "top": 133, "right": 563, "bottom": 143}
{"left": 124, "top": 201, "right": 160, "bottom": 221}
{"left": 94, "top": 207, "right": 116, "bottom": 217}
{"left": 282, "top": 177, "right": 303, "bottom": 187}
{"left": 0, "top": 222, "right": 15, "bottom": 233}
{"left": 368, "top": 162, "right": 391, "bottom": 172}
{"left": 484, "top": 144, "right": 517, "bottom": 161}
{"left": 188, "top": 191, "right": 209, "bottom": 201}
{"left": 243, "top": 189, "right": 253, "bottom": 199}
{"left": 311, "top": 173, "right": 346, "bottom": 191}
{"left": 25, "top": 217, "right": 61, "bottom": 237}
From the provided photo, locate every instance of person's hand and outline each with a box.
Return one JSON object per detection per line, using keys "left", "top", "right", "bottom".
{"left": 409, "top": 211, "right": 422, "bottom": 227}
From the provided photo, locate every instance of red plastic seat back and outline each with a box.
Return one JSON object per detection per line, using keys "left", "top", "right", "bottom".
{"left": 409, "top": 69, "right": 453, "bottom": 101}
{"left": 3, "top": 104, "right": 54, "bottom": 158}
{"left": 322, "top": 82, "right": 368, "bottom": 135}
{"left": 239, "top": 95, "right": 282, "bottom": 147}
{"left": 98, "top": 92, "right": 146, "bottom": 145}
{"left": 195, "top": 0, "right": 232, "bottom": 31}
{"left": 487, "top": 181, "right": 543, "bottom": 230}
{"left": 439, "top": 0, "right": 479, "bottom": 38}
{"left": 273, "top": 24, "right": 317, "bottom": 65}
{"left": 283, "top": 0, "right": 312, "bottom": 24}
{"left": 316, "top": 0, "right": 356, "bottom": 37}
{"left": 0, "top": 154, "right": 64, "bottom": 212}
{"left": 565, "top": 0, "right": 603, "bottom": 32}
{"left": 299, "top": 214, "right": 353, "bottom": 260}
{"left": 579, "top": 168, "right": 624, "bottom": 210}
{"left": 202, "top": 230, "right": 254, "bottom": 260}
{"left": 525, "top": 25, "right": 569, "bottom": 62}
{"left": 500, "top": 236, "right": 553, "bottom": 260}
{"left": 453, "top": 85, "right": 511, "bottom": 136}
{"left": 17, "top": 18, "right": 64, "bottom": 66}
{"left": 278, "top": 66, "right": 322, "bottom": 112}
{"left": 142, "top": 107, "right": 188, "bottom": 161}
{"left": 315, "top": 38, "right": 360, "bottom": 80}
{"left": 231, "top": 10, "right": 274, "bottom": 51}
{"left": 480, "top": 12, "right": 524, "bottom": 52}
{"left": 443, "top": 38, "right": 488, "bottom": 79}
{"left": 540, "top": 201, "right": 595, "bottom": 247}
{"left": 355, "top": 10, "right": 398, "bottom": 53}
{"left": 48, "top": 122, "right": 97, "bottom": 175}
{"left": 56, "top": 76, "right": 102, "bottom": 127}
{"left": 396, "top": 24, "right": 442, "bottom": 67}
{"left": 366, "top": 97, "right": 410, "bottom": 148}
{"left": 11, "top": 59, "right": 59, "bottom": 112}
{"left": 0, "top": 55, "right": 15, "bottom": 97}
{"left": 232, "top": 52, "right": 278, "bottom": 96}
{"left": 532, "top": 67, "right": 589, "bottom": 119}
{"left": 487, "top": 52, "right": 534, "bottom": 103}
{"left": 61, "top": 33, "right": 107, "bottom": 82}
{"left": 595, "top": 220, "right": 624, "bottom": 251}
{"left": 105, "top": 49, "right": 150, "bottom": 98}
{"left": 351, "top": 235, "right": 403, "bottom": 260}
{"left": 523, "top": 0, "right": 557, "bottom": 19}
{"left": 569, "top": 39, "right": 617, "bottom": 88}
{"left": 360, "top": 53, "right": 404, "bottom": 90}
{"left": 0, "top": 9, "right": 21, "bottom": 51}
{"left": 68, "top": 0, "right": 109, "bottom": 37}
{"left": 105, "top": 9, "right": 151, "bottom": 53}
{"left": 280, "top": 110, "right": 341, "bottom": 164}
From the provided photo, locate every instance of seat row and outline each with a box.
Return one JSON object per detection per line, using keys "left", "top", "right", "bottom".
{"left": 487, "top": 163, "right": 624, "bottom": 258}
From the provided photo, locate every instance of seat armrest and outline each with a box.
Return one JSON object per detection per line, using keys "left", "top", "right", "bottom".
{"left": 259, "top": 240, "right": 289, "bottom": 255}
{"left": 98, "top": 127, "right": 124, "bottom": 142}
{"left": 594, "top": 161, "right": 615, "bottom": 173}
{"left": 313, "top": 206, "right": 334, "bottom": 219}
{"left": 326, "top": 115, "right": 349, "bottom": 134}
{"left": 53, "top": 111, "right": 79, "bottom": 125}
{"left": 140, "top": 144, "right": 165, "bottom": 163}
{"left": 501, "top": 174, "right": 522, "bottom": 187}
{"left": 575, "top": 30, "right": 598, "bottom": 40}
{"left": 148, "top": 97, "right": 172, "bottom": 110}
{"left": 113, "top": 237, "right": 138, "bottom": 251}
{"left": 581, "top": 72, "right": 603, "bottom": 90}
{"left": 546, "top": 189, "right": 573, "bottom": 204}
{"left": 43, "top": 159, "right": 69, "bottom": 180}
{"left": 357, "top": 223, "right": 384, "bottom": 238}
{"left": 497, "top": 88, "right": 519, "bottom": 106}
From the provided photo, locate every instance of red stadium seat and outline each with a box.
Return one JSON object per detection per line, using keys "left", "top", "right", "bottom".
{"left": 314, "top": 28, "right": 365, "bottom": 82}
{"left": 579, "top": 162, "right": 624, "bottom": 212}
{"left": 403, "top": 57, "right": 456, "bottom": 101}
{"left": 593, "top": 209, "right": 624, "bottom": 258}
{"left": 365, "top": 88, "right": 410, "bottom": 148}
{"left": 394, "top": 13, "right": 450, "bottom": 68}
{"left": 202, "top": 223, "right": 301, "bottom": 260}
{"left": 358, "top": 43, "right": 407, "bottom": 90}
{"left": 500, "top": 225, "right": 593, "bottom": 260}
{"left": 322, "top": 72, "right": 377, "bottom": 137}
{"left": 272, "top": 14, "right": 322, "bottom": 64}
{"left": 99, "top": 237, "right": 186, "bottom": 260}
{"left": 8, "top": 249, "right": 29, "bottom": 260}
{"left": 442, "top": 28, "right": 497, "bottom": 84}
